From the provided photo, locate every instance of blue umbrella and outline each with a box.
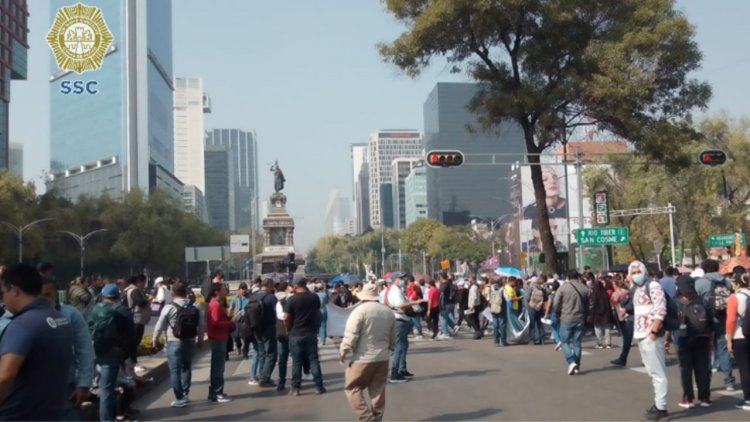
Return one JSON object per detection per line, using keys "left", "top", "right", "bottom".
{"left": 495, "top": 267, "right": 523, "bottom": 277}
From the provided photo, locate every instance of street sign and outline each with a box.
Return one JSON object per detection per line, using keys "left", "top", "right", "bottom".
{"left": 708, "top": 233, "right": 746, "bottom": 248}
{"left": 230, "top": 234, "right": 251, "bottom": 253}
{"left": 594, "top": 191, "right": 609, "bottom": 225}
{"left": 576, "top": 227, "right": 630, "bottom": 246}
{"left": 184, "top": 246, "right": 231, "bottom": 262}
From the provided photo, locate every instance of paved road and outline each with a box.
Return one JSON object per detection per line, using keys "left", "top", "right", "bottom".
{"left": 135, "top": 332, "right": 748, "bottom": 421}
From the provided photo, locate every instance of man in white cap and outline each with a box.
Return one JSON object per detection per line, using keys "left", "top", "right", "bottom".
{"left": 340, "top": 283, "right": 396, "bottom": 421}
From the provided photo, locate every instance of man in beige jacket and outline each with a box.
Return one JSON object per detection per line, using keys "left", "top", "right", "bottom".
{"left": 339, "top": 283, "right": 397, "bottom": 421}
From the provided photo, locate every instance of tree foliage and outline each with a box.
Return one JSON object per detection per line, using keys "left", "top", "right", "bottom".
{"left": 379, "top": 0, "right": 710, "bottom": 272}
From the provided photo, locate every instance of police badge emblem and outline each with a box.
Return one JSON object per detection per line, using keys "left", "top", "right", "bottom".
{"left": 47, "top": 3, "right": 113, "bottom": 74}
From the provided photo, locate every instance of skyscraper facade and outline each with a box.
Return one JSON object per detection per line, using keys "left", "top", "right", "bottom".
{"left": 368, "top": 130, "right": 422, "bottom": 228}
{"left": 204, "top": 144, "right": 235, "bottom": 230}
{"left": 48, "top": 0, "right": 176, "bottom": 198}
{"left": 350, "top": 143, "right": 368, "bottom": 234}
{"left": 323, "top": 189, "right": 352, "bottom": 236}
{"left": 391, "top": 157, "right": 421, "bottom": 229}
{"left": 8, "top": 141, "right": 22, "bottom": 178}
{"left": 423, "top": 83, "right": 524, "bottom": 225}
{"left": 404, "top": 164, "right": 427, "bottom": 227}
{"left": 174, "top": 77, "right": 211, "bottom": 192}
{"left": 357, "top": 162, "right": 371, "bottom": 233}
{"left": 205, "top": 128, "right": 259, "bottom": 231}
{"left": 0, "top": 0, "right": 29, "bottom": 171}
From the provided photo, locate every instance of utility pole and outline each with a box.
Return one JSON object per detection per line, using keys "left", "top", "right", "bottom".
{"left": 381, "top": 227, "right": 386, "bottom": 276}
{"left": 0, "top": 218, "right": 54, "bottom": 263}
{"left": 576, "top": 150, "right": 585, "bottom": 270}
{"left": 60, "top": 229, "right": 109, "bottom": 278}
{"left": 398, "top": 238, "right": 402, "bottom": 272}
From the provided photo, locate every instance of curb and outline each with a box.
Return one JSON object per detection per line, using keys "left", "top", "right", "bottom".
{"left": 135, "top": 341, "right": 210, "bottom": 399}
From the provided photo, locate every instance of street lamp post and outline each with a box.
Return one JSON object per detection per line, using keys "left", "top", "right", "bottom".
{"left": 0, "top": 218, "right": 54, "bottom": 262}
{"left": 60, "top": 229, "right": 109, "bottom": 278}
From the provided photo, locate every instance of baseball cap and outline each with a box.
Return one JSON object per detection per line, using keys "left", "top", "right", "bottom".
{"left": 102, "top": 283, "right": 120, "bottom": 298}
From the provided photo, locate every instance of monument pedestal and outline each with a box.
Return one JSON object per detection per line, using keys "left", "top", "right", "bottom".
{"left": 255, "top": 193, "right": 299, "bottom": 275}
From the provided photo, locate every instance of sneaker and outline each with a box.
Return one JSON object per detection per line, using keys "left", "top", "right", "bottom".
{"left": 258, "top": 381, "right": 275, "bottom": 388}
{"left": 303, "top": 373, "right": 313, "bottom": 381}
{"left": 610, "top": 359, "right": 626, "bottom": 367}
{"left": 415, "top": 335, "right": 424, "bottom": 340}
{"left": 452, "top": 326, "right": 461, "bottom": 335}
{"left": 677, "top": 400, "right": 694, "bottom": 409}
{"left": 726, "top": 384, "right": 736, "bottom": 392}
{"left": 736, "top": 401, "right": 750, "bottom": 410}
{"left": 567, "top": 363, "right": 577, "bottom": 375}
{"left": 315, "top": 387, "right": 327, "bottom": 395}
{"left": 437, "top": 334, "right": 452, "bottom": 340}
{"left": 605, "top": 344, "right": 613, "bottom": 349}
{"left": 170, "top": 399, "right": 188, "bottom": 408}
{"left": 276, "top": 382, "right": 285, "bottom": 392}
{"left": 711, "top": 368, "right": 718, "bottom": 373}
{"left": 210, "top": 394, "right": 232, "bottom": 403}
{"left": 698, "top": 400, "right": 711, "bottom": 408}
{"left": 554, "top": 342, "right": 562, "bottom": 352}
{"left": 388, "top": 376, "right": 408, "bottom": 384}
{"left": 288, "top": 388, "right": 300, "bottom": 397}
{"left": 644, "top": 405, "right": 668, "bottom": 421}
{"left": 573, "top": 366, "right": 580, "bottom": 374}
{"left": 134, "top": 365, "right": 146, "bottom": 373}
{"left": 400, "top": 370, "right": 414, "bottom": 378}
{"left": 595, "top": 344, "right": 604, "bottom": 349}
{"left": 247, "top": 378, "right": 260, "bottom": 386}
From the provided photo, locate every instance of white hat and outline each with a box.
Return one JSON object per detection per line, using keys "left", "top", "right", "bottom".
{"left": 155, "top": 276, "right": 164, "bottom": 284}
{"left": 359, "top": 283, "right": 380, "bottom": 301}
{"left": 690, "top": 268, "right": 705, "bottom": 279}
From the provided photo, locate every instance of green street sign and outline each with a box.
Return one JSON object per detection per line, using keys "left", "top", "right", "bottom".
{"left": 708, "top": 233, "right": 746, "bottom": 248}
{"left": 576, "top": 227, "right": 630, "bottom": 246}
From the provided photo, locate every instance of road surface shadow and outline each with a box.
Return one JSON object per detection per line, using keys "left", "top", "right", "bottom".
{"left": 420, "top": 408, "right": 502, "bottom": 421}
{"left": 414, "top": 369, "right": 500, "bottom": 382}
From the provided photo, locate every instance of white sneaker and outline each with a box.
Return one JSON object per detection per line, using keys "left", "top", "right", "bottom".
{"left": 170, "top": 398, "right": 188, "bottom": 408}
{"left": 214, "top": 394, "right": 232, "bottom": 403}
{"left": 415, "top": 335, "right": 424, "bottom": 340}
{"left": 303, "top": 373, "right": 314, "bottom": 381}
{"left": 134, "top": 365, "right": 146, "bottom": 373}
{"left": 247, "top": 378, "right": 259, "bottom": 386}
{"left": 453, "top": 326, "right": 461, "bottom": 335}
{"left": 568, "top": 363, "right": 577, "bottom": 375}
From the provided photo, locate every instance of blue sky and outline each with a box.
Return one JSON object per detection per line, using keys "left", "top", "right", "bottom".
{"left": 10, "top": 0, "right": 750, "bottom": 252}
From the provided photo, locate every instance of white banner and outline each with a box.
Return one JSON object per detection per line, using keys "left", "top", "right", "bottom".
{"left": 325, "top": 304, "right": 354, "bottom": 337}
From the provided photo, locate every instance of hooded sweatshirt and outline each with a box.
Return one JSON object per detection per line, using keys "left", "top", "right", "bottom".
{"left": 630, "top": 260, "right": 667, "bottom": 340}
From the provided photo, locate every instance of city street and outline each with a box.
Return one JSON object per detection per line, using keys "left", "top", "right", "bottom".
{"left": 136, "top": 332, "right": 749, "bottom": 421}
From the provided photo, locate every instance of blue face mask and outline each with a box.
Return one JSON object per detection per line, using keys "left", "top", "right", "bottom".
{"left": 632, "top": 274, "right": 646, "bottom": 286}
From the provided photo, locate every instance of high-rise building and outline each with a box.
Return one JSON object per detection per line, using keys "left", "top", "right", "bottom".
{"left": 357, "top": 162, "right": 370, "bottom": 233}
{"left": 48, "top": 0, "right": 177, "bottom": 199}
{"left": 404, "top": 163, "right": 427, "bottom": 227}
{"left": 182, "top": 185, "right": 207, "bottom": 223}
{"left": 0, "top": 0, "right": 29, "bottom": 171}
{"left": 391, "top": 158, "right": 421, "bottom": 229}
{"left": 174, "top": 77, "right": 211, "bottom": 192}
{"left": 205, "top": 129, "right": 259, "bottom": 232}
{"left": 379, "top": 183, "right": 394, "bottom": 228}
{"left": 368, "top": 130, "right": 422, "bottom": 228}
{"left": 424, "top": 83, "right": 524, "bottom": 225}
{"left": 323, "top": 189, "right": 351, "bottom": 236}
{"left": 8, "top": 142, "right": 22, "bottom": 178}
{"left": 204, "top": 144, "right": 235, "bottom": 230}
{"left": 351, "top": 143, "right": 368, "bottom": 234}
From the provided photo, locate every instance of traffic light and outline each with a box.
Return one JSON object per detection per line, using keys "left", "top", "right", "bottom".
{"left": 426, "top": 150, "right": 464, "bottom": 168}
{"left": 699, "top": 150, "right": 727, "bottom": 166}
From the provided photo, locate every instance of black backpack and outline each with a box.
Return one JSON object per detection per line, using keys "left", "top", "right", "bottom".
{"left": 678, "top": 298, "right": 710, "bottom": 339}
{"left": 444, "top": 283, "right": 458, "bottom": 304}
{"left": 709, "top": 279, "right": 731, "bottom": 318}
{"left": 644, "top": 282, "right": 680, "bottom": 332}
{"left": 739, "top": 292, "right": 750, "bottom": 340}
{"left": 172, "top": 303, "right": 200, "bottom": 339}
{"left": 244, "top": 293, "right": 266, "bottom": 331}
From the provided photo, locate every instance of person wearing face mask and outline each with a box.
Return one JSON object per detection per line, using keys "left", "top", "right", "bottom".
{"left": 630, "top": 260, "right": 669, "bottom": 421}
{"left": 382, "top": 277, "right": 423, "bottom": 384}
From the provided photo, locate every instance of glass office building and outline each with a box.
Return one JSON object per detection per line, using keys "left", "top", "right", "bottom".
{"left": 0, "top": 0, "right": 29, "bottom": 171}
{"left": 49, "top": 0, "right": 174, "bottom": 197}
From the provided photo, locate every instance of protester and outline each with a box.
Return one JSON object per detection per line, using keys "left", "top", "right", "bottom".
{"left": 405, "top": 275, "right": 424, "bottom": 339}
{"left": 542, "top": 280, "right": 560, "bottom": 350}
{"left": 525, "top": 276, "right": 547, "bottom": 345}
{"left": 285, "top": 278, "right": 326, "bottom": 396}
{"left": 0, "top": 263, "right": 73, "bottom": 421}
{"left": 249, "top": 279, "right": 278, "bottom": 388}
{"left": 489, "top": 279, "right": 508, "bottom": 347}
{"left": 610, "top": 278, "right": 634, "bottom": 366}
{"left": 727, "top": 273, "right": 750, "bottom": 411}
{"left": 630, "top": 260, "right": 669, "bottom": 421}
{"left": 206, "top": 283, "right": 234, "bottom": 403}
{"left": 383, "top": 276, "right": 422, "bottom": 383}
{"left": 124, "top": 274, "right": 151, "bottom": 373}
{"left": 340, "top": 283, "right": 396, "bottom": 421}
{"left": 315, "top": 282, "right": 329, "bottom": 345}
{"left": 456, "top": 280, "right": 469, "bottom": 329}
{"left": 153, "top": 281, "right": 204, "bottom": 408}
{"left": 438, "top": 273, "right": 457, "bottom": 337}
{"left": 590, "top": 276, "right": 614, "bottom": 349}
{"left": 229, "top": 282, "right": 251, "bottom": 359}
{"left": 68, "top": 276, "right": 93, "bottom": 314}
{"left": 554, "top": 270, "right": 589, "bottom": 375}
{"left": 695, "top": 259, "right": 736, "bottom": 391}
{"left": 672, "top": 275, "right": 713, "bottom": 409}
{"left": 426, "top": 280, "right": 441, "bottom": 341}
{"left": 660, "top": 268, "right": 678, "bottom": 299}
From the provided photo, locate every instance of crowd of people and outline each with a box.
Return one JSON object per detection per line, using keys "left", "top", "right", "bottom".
{"left": 0, "top": 258, "right": 748, "bottom": 422}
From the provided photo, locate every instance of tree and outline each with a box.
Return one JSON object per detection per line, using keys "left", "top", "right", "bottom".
{"left": 380, "top": 0, "right": 710, "bottom": 273}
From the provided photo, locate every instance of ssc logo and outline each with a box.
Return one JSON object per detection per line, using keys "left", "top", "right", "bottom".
{"left": 47, "top": 3, "right": 113, "bottom": 74}
{"left": 46, "top": 317, "right": 58, "bottom": 329}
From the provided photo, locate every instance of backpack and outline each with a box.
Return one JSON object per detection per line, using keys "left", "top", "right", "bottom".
{"left": 88, "top": 303, "right": 121, "bottom": 356}
{"left": 645, "top": 282, "right": 680, "bottom": 332}
{"left": 528, "top": 286, "right": 546, "bottom": 312}
{"left": 738, "top": 292, "right": 750, "bottom": 340}
{"left": 244, "top": 293, "right": 267, "bottom": 331}
{"left": 276, "top": 298, "right": 289, "bottom": 341}
{"left": 477, "top": 290, "right": 488, "bottom": 311}
{"left": 489, "top": 288, "right": 504, "bottom": 314}
{"left": 171, "top": 303, "right": 200, "bottom": 339}
{"left": 709, "top": 279, "right": 731, "bottom": 317}
{"left": 444, "top": 283, "right": 458, "bottom": 304}
{"left": 678, "top": 298, "right": 710, "bottom": 339}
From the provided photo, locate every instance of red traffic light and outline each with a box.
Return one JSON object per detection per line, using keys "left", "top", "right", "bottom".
{"left": 699, "top": 150, "right": 727, "bottom": 166}
{"left": 426, "top": 150, "right": 464, "bottom": 167}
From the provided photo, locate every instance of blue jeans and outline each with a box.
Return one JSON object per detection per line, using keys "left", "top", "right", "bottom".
{"left": 411, "top": 316, "right": 423, "bottom": 336}
{"left": 391, "top": 320, "right": 410, "bottom": 378}
{"left": 439, "top": 303, "right": 456, "bottom": 335}
{"left": 97, "top": 351, "right": 122, "bottom": 422}
{"left": 277, "top": 338, "right": 289, "bottom": 384}
{"left": 250, "top": 339, "right": 259, "bottom": 378}
{"left": 254, "top": 333, "right": 278, "bottom": 383}
{"left": 289, "top": 334, "right": 323, "bottom": 389}
{"left": 617, "top": 319, "right": 634, "bottom": 364}
{"left": 209, "top": 340, "right": 227, "bottom": 399}
{"left": 550, "top": 313, "right": 561, "bottom": 344}
{"left": 528, "top": 308, "right": 543, "bottom": 343}
{"left": 492, "top": 314, "right": 507, "bottom": 345}
{"left": 319, "top": 313, "right": 328, "bottom": 344}
{"left": 559, "top": 321, "right": 584, "bottom": 366}
{"left": 166, "top": 340, "right": 195, "bottom": 400}
{"left": 714, "top": 326, "right": 736, "bottom": 386}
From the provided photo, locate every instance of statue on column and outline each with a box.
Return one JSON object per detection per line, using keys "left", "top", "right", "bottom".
{"left": 271, "top": 160, "right": 285, "bottom": 193}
